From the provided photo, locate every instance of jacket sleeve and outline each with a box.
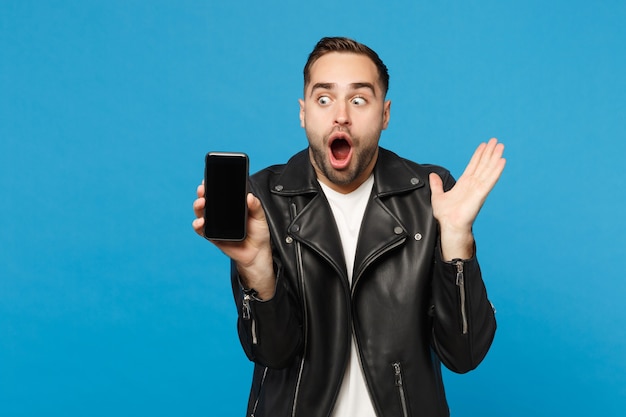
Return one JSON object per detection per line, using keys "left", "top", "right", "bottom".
{"left": 230, "top": 258, "right": 303, "bottom": 369}
{"left": 430, "top": 247, "right": 496, "bottom": 374}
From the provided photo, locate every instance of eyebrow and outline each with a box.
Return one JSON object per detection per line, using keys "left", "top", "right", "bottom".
{"left": 309, "top": 82, "right": 378, "bottom": 98}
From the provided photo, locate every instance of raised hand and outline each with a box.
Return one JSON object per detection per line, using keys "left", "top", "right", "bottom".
{"left": 429, "top": 138, "right": 506, "bottom": 260}
{"left": 193, "top": 182, "right": 276, "bottom": 299}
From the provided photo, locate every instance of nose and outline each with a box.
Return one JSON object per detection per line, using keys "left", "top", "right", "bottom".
{"left": 334, "top": 101, "right": 351, "bottom": 126}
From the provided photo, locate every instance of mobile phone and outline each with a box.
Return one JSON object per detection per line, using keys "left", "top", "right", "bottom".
{"left": 203, "top": 152, "right": 249, "bottom": 241}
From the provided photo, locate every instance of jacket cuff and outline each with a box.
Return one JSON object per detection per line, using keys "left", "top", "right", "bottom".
{"left": 435, "top": 240, "right": 479, "bottom": 280}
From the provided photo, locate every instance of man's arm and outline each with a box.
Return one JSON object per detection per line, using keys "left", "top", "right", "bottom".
{"left": 428, "top": 138, "right": 505, "bottom": 372}
{"left": 193, "top": 183, "right": 302, "bottom": 368}
{"left": 430, "top": 251, "right": 496, "bottom": 373}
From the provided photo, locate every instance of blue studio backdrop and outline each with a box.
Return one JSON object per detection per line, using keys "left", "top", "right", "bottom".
{"left": 1, "top": 1, "right": 625, "bottom": 416}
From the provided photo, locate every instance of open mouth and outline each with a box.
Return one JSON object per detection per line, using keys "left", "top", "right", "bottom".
{"left": 328, "top": 134, "right": 353, "bottom": 169}
{"left": 331, "top": 138, "right": 351, "bottom": 161}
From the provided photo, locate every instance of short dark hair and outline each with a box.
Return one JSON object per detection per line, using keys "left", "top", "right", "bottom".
{"left": 303, "top": 37, "right": 389, "bottom": 96}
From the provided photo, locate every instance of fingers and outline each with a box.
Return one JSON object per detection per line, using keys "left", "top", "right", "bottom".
{"left": 483, "top": 138, "right": 505, "bottom": 168}
{"left": 196, "top": 182, "right": 205, "bottom": 199}
{"left": 193, "top": 186, "right": 266, "bottom": 240}
{"left": 193, "top": 183, "right": 205, "bottom": 218}
{"left": 462, "top": 138, "right": 506, "bottom": 186}
{"left": 192, "top": 182, "right": 206, "bottom": 236}
{"left": 192, "top": 216, "right": 205, "bottom": 236}
{"left": 477, "top": 138, "right": 506, "bottom": 186}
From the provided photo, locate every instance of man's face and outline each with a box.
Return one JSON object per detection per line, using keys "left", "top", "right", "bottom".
{"left": 299, "top": 52, "right": 391, "bottom": 194}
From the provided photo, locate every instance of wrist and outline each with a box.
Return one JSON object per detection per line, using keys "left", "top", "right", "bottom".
{"left": 439, "top": 227, "right": 474, "bottom": 261}
{"left": 237, "top": 250, "right": 276, "bottom": 300}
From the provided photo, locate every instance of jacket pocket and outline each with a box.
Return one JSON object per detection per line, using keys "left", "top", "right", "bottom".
{"left": 392, "top": 362, "right": 410, "bottom": 417}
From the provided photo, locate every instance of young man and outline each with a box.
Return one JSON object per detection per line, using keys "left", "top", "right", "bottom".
{"left": 193, "top": 37, "right": 505, "bottom": 417}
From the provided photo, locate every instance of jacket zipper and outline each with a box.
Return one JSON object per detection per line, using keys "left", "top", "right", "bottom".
{"left": 242, "top": 292, "right": 258, "bottom": 344}
{"left": 290, "top": 202, "right": 307, "bottom": 417}
{"left": 454, "top": 260, "right": 469, "bottom": 335}
{"left": 249, "top": 366, "right": 268, "bottom": 417}
{"left": 392, "top": 362, "right": 410, "bottom": 417}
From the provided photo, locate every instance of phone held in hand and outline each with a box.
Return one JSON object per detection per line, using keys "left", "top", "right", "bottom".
{"left": 204, "top": 152, "right": 249, "bottom": 241}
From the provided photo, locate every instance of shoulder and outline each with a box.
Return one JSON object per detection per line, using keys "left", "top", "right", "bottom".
{"left": 250, "top": 150, "right": 305, "bottom": 182}
{"left": 379, "top": 148, "right": 449, "bottom": 176}
{"left": 377, "top": 147, "right": 455, "bottom": 189}
{"left": 249, "top": 149, "right": 318, "bottom": 198}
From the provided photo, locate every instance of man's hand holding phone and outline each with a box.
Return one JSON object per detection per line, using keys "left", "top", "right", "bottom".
{"left": 192, "top": 153, "right": 276, "bottom": 300}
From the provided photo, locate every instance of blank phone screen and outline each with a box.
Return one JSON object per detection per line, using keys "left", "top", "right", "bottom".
{"left": 204, "top": 152, "right": 248, "bottom": 241}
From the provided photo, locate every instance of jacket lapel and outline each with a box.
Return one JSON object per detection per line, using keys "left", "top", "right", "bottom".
{"left": 353, "top": 148, "right": 427, "bottom": 283}
{"left": 352, "top": 196, "right": 407, "bottom": 282}
{"left": 270, "top": 149, "right": 347, "bottom": 279}
{"left": 289, "top": 193, "right": 348, "bottom": 279}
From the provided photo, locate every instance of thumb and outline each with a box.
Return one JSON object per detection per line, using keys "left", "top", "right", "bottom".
{"left": 247, "top": 193, "right": 266, "bottom": 220}
{"left": 429, "top": 172, "right": 444, "bottom": 198}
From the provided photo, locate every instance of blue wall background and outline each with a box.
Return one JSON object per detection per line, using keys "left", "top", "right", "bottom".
{"left": 1, "top": 1, "right": 625, "bottom": 416}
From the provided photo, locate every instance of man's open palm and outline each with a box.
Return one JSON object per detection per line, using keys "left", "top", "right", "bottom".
{"left": 430, "top": 138, "right": 506, "bottom": 232}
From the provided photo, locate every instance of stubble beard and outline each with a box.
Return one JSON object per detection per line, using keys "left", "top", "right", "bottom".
{"left": 308, "top": 132, "right": 379, "bottom": 187}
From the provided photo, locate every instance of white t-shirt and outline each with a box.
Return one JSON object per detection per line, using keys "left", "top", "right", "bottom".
{"left": 319, "top": 175, "right": 377, "bottom": 417}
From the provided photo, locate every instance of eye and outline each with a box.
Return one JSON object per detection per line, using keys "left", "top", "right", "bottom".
{"left": 352, "top": 96, "right": 367, "bottom": 106}
{"left": 317, "top": 96, "right": 331, "bottom": 105}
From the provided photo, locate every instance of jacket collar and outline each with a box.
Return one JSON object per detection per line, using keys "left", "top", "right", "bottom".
{"left": 270, "top": 147, "right": 425, "bottom": 197}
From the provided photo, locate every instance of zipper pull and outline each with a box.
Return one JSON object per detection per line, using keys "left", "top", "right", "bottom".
{"left": 242, "top": 293, "right": 252, "bottom": 320}
{"left": 242, "top": 291, "right": 258, "bottom": 344}
{"left": 453, "top": 260, "right": 469, "bottom": 334}
{"left": 392, "top": 361, "right": 410, "bottom": 417}
{"left": 393, "top": 362, "right": 403, "bottom": 386}
{"left": 455, "top": 260, "right": 464, "bottom": 286}
{"left": 242, "top": 288, "right": 259, "bottom": 320}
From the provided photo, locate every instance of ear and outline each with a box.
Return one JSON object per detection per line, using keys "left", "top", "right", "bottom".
{"left": 382, "top": 99, "right": 391, "bottom": 130}
{"left": 298, "top": 99, "right": 306, "bottom": 128}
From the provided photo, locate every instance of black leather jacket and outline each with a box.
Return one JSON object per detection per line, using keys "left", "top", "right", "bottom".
{"left": 230, "top": 148, "right": 496, "bottom": 417}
